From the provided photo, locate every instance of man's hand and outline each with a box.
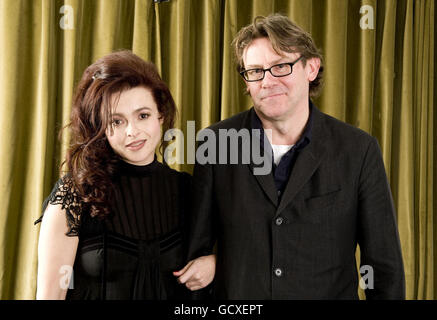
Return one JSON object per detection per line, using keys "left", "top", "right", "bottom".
{"left": 173, "top": 254, "right": 216, "bottom": 291}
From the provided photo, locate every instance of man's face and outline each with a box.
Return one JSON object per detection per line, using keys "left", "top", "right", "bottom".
{"left": 242, "top": 37, "right": 319, "bottom": 122}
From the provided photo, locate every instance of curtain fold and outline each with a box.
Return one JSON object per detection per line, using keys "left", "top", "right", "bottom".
{"left": 412, "top": 0, "right": 434, "bottom": 299}
{"left": 392, "top": 0, "right": 415, "bottom": 299}
{"left": 0, "top": 0, "right": 434, "bottom": 299}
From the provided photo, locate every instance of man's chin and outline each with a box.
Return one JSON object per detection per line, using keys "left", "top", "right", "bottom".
{"left": 255, "top": 107, "right": 288, "bottom": 121}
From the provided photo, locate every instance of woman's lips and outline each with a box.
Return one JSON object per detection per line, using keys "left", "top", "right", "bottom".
{"left": 126, "top": 139, "right": 146, "bottom": 151}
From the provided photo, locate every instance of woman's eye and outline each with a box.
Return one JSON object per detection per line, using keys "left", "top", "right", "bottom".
{"left": 139, "top": 113, "right": 150, "bottom": 120}
{"left": 111, "top": 119, "right": 122, "bottom": 126}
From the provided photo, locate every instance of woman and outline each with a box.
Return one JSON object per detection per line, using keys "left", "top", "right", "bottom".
{"left": 35, "top": 50, "right": 214, "bottom": 300}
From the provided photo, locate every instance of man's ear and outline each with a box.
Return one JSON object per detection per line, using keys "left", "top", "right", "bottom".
{"left": 306, "top": 57, "right": 320, "bottom": 82}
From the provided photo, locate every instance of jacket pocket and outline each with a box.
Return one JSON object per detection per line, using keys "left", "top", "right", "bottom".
{"left": 301, "top": 188, "right": 341, "bottom": 223}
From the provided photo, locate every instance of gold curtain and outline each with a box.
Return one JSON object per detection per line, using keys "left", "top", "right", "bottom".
{"left": 0, "top": 0, "right": 434, "bottom": 299}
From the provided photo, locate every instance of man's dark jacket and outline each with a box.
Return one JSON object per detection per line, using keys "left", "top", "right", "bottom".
{"left": 187, "top": 105, "right": 405, "bottom": 299}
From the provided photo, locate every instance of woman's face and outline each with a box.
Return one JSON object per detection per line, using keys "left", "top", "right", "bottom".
{"left": 106, "top": 86, "right": 163, "bottom": 166}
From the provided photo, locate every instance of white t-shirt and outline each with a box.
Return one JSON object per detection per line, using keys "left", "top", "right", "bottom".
{"left": 271, "top": 144, "right": 294, "bottom": 166}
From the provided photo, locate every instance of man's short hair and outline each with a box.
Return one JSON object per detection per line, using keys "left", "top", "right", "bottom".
{"left": 231, "top": 13, "right": 324, "bottom": 97}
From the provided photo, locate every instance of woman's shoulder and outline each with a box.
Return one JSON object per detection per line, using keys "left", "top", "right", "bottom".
{"left": 35, "top": 175, "right": 83, "bottom": 237}
{"left": 43, "top": 175, "right": 81, "bottom": 207}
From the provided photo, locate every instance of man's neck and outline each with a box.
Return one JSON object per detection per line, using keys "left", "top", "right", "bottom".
{"left": 256, "top": 103, "right": 310, "bottom": 146}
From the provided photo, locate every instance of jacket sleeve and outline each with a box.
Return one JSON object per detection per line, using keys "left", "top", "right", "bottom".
{"left": 186, "top": 161, "right": 217, "bottom": 261}
{"left": 357, "top": 137, "right": 406, "bottom": 299}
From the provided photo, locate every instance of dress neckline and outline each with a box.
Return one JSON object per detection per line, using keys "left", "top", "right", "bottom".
{"left": 117, "top": 158, "right": 161, "bottom": 176}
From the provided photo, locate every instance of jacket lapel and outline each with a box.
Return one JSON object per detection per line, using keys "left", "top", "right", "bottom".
{"left": 276, "top": 107, "right": 327, "bottom": 215}
{"left": 243, "top": 108, "right": 278, "bottom": 207}
{"left": 249, "top": 163, "right": 278, "bottom": 207}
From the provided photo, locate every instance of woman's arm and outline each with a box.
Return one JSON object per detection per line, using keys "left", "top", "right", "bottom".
{"left": 36, "top": 204, "right": 79, "bottom": 300}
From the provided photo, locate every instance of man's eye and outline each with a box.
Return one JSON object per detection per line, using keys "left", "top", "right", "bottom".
{"left": 139, "top": 113, "right": 150, "bottom": 119}
{"left": 272, "top": 63, "right": 291, "bottom": 74}
{"left": 247, "top": 69, "right": 263, "bottom": 76}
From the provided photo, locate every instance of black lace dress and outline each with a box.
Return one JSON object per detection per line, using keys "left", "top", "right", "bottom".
{"left": 35, "top": 159, "right": 192, "bottom": 300}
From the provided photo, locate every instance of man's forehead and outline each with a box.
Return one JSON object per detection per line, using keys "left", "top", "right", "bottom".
{"left": 242, "top": 38, "right": 298, "bottom": 67}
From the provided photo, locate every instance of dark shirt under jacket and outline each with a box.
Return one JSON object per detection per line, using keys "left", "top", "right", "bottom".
{"left": 251, "top": 103, "right": 313, "bottom": 194}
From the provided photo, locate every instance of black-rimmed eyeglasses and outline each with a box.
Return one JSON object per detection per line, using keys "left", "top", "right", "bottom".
{"left": 239, "top": 56, "right": 303, "bottom": 82}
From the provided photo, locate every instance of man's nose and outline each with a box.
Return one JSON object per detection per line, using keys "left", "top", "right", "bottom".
{"left": 261, "top": 70, "right": 277, "bottom": 88}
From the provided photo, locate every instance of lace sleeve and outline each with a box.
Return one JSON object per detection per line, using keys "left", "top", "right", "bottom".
{"left": 34, "top": 176, "right": 82, "bottom": 237}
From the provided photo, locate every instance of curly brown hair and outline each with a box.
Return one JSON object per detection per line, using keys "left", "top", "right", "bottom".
{"left": 232, "top": 13, "right": 324, "bottom": 98}
{"left": 61, "top": 50, "right": 177, "bottom": 219}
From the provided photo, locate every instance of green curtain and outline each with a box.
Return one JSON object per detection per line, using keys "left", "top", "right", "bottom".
{"left": 0, "top": 0, "right": 434, "bottom": 299}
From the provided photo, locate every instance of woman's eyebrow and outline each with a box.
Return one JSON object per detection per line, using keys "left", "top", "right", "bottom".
{"left": 111, "top": 106, "right": 152, "bottom": 117}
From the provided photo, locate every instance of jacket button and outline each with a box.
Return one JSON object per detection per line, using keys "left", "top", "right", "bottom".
{"left": 275, "top": 217, "right": 283, "bottom": 226}
{"left": 274, "top": 268, "right": 283, "bottom": 277}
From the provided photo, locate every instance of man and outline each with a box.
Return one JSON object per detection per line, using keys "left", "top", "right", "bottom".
{"left": 183, "top": 13, "right": 405, "bottom": 299}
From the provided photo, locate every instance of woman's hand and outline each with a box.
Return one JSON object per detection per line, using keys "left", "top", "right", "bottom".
{"left": 173, "top": 254, "right": 216, "bottom": 291}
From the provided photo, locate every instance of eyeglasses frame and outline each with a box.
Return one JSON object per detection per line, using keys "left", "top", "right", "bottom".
{"left": 239, "top": 56, "right": 304, "bottom": 82}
